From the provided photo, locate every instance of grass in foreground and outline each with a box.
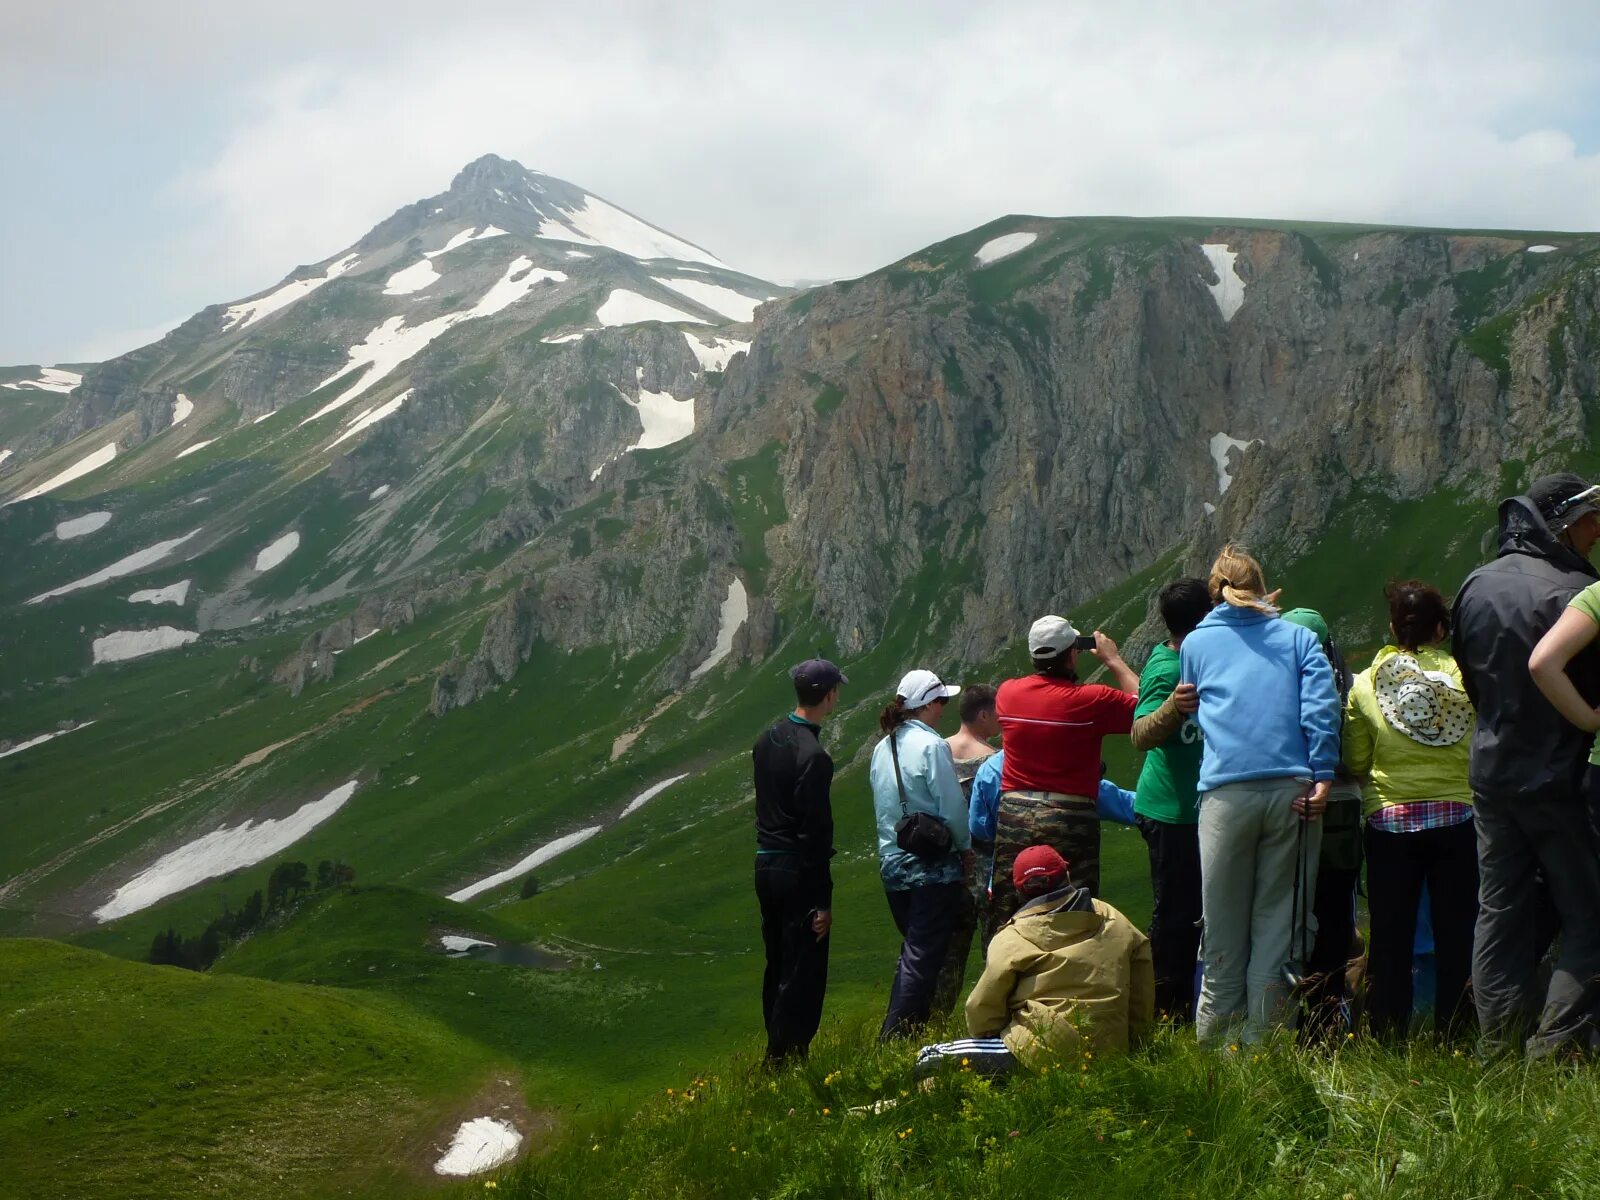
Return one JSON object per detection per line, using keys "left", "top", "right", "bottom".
{"left": 483, "top": 1020, "right": 1600, "bottom": 1200}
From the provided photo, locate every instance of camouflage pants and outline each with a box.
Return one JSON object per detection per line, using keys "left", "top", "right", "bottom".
{"left": 930, "top": 870, "right": 984, "bottom": 1018}
{"left": 985, "top": 791, "right": 1099, "bottom": 943}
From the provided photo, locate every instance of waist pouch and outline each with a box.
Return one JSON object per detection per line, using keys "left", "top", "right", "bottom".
{"left": 889, "top": 729, "right": 955, "bottom": 862}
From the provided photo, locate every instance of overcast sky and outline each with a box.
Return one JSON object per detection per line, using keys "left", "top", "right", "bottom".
{"left": 5, "top": 0, "right": 1600, "bottom": 363}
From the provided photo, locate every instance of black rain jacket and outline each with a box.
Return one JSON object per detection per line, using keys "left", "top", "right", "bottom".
{"left": 752, "top": 717, "right": 835, "bottom": 902}
{"left": 1453, "top": 495, "right": 1600, "bottom": 800}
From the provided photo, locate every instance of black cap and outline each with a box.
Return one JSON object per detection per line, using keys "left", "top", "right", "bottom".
{"left": 1528, "top": 473, "right": 1600, "bottom": 532}
{"left": 790, "top": 659, "right": 848, "bottom": 689}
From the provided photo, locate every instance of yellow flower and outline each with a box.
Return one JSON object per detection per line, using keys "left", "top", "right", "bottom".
{"left": 822, "top": 1107, "right": 830, "bottom": 1116}
{"left": 1185, "top": 1128, "right": 1194, "bottom": 1138}
{"left": 484, "top": 1184, "right": 498, "bottom": 1192}
{"left": 730, "top": 1146, "right": 738, "bottom": 1153}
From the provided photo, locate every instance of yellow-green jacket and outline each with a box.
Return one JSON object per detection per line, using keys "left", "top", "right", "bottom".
{"left": 1342, "top": 645, "right": 1474, "bottom": 817}
{"left": 964, "top": 886, "right": 1153, "bottom": 1062}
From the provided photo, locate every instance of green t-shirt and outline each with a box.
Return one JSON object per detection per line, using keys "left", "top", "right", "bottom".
{"left": 1133, "top": 643, "right": 1204, "bottom": 824}
{"left": 1568, "top": 582, "right": 1600, "bottom": 766}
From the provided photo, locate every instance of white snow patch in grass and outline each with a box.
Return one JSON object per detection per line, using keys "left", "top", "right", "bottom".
{"left": 620, "top": 774, "right": 690, "bottom": 818}
{"left": 382, "top": 258, "right": 441, "bottom": 296}
{"left": 0, "top": 721, "right": 94, "bottom": 761}
{"left": 535, "top": 194, "right": 724, "bottom": 266}
{"left": 433, "top": 1117, "right": 523, "bottom": 1177}
{"left": 330, "top": 390, "right": 408, "bottom": 449}
{"left": 565, "top": 250, "right": 591, "bottom": 259}
{"left": 426, "top": 226, "right": 509, "bottom": 258}
{"left": 176, "top": 439, "right": 215, "bottom": 459}
{"left": 447, "top": 826, "right": 603, "bottom": 903}
{"left": 1203, "top": 501, "right": 1217, "bottom": 516}
{"left": 304, "top": 258, "right": 565, "bottom": 424}
{"left": 369, "top": 484, "right": 391, "bottom": 500}
{"left": 621, "top": 385, "right": 695, "bottom": 452}
{"left": 1209, "top": 432, "right": 1259, "bottom": 494}
{"left": 440, "top": 935, "right": 495, "bottom": 956}
{"left": 92, "top": 626, "right": 199, "bottom": 664}
{"left": 690, "top": 578, "right": 748, "bottom": 680}
{"left": 683, "top": 333, "right": 750, "bottom": 373}
{"left": 541, "top": 330, "right": 591, "bottom": 344}
{"left": 55, "top": 511, "right": 112, "bottom": 540}
{"left": 975, "top": 231, "right": 1038, "bottom": 265}
{"left": 1199, "top": 243, "right": 1246, "bottom": 322}
{"left": 222, "top": 253, "right": 359, "bottom": 331}
{"left": 170, "top": 394, "right": 193, "bottom": 425}
{"left": 254, "top": 531, "right": 300, "bottom": 572}
{"left": 2, "top": 367, "right": 82, "bottom": 394}
{"left": 653, "top": 277, "right": 762, "bottom": 322}
{"left": 10, "top": 442, "right": 117, "bottom": 503}
{"left": 0, "top": 450, "right": 10, "bottom": 467}
{"left": 595, "top": 290, "right": 707, "bottom": 328}
{"left": 28, "top": 529, "right": 201, "bottom": 603}
{"left": 128, "top": 580, "right": 191, "bottom": 606}
{"left": 1527, "top": 244, "right": 1558, "bottom": 253}
{"left": 93, "top": 780, "right": 359, "bottom": 922}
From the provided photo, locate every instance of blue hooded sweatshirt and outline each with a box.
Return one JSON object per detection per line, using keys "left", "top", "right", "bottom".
{"left": 1179, "top": 604, "right": 1341, "bottom": 793}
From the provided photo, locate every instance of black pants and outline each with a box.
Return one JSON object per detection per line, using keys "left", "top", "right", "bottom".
{"left": 1137, "top": 817, "right": 1202, "bottom": 1023}
{"left": 1300, "top": 864, "right": 1360, "bottom": 1041}
{"left": 1365, "top": 820, "right": 1479, "bottom": 1040}
{"left": 755, "top": 856, "right": 831, "bottom": 1061}
{"left": 880, "top": 880, "right": 964, "bottom": 1042}
{"left": 1474, "top": 783, "right": 1600, "bottom": 1056}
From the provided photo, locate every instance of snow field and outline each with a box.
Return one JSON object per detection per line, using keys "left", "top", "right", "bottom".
{"left": 975, "top": 231, "right": 1038, "bottom": 265}
{"left": 2, "top": 367, "right": 82, "bottom": 394}
{"left": 440, "top": 935, "right": 495, "bottom": 956}
{"left": 433, "top": 1118, "right": 523, "bottom": 1176}
{"left": 447, "top": 826, "right": 604, "bottom": 903}
{"left": 176, "top": 439, "right": 216, "bottom": 459}
{"left": 55, "top": 511, "right": 112, "bottom": 540}
{"left": 1527, "top": 244, "right": 1558, "bottom": 253}
{"left": 683, "top": 333, "right": 750, "bottom": 372}
{"left": 595, "top": 290, "right": 707, "bottom": 328}
{"left": 222, "top": 253, "right": 360, "bottom": 331}
{"left": 541, "top": 331, "right": 591, "bottom": 344}
{"left": 10, "top": 442, "right": 117, "bottom": 503}
{"left": 383, "top": 259, "right": 441, "bottom": 296}
{"left": 369, "top": 484, "right": 391, "bottom": 500}
{"left": 304, "top": 258, "right": 565, "bottom": 424}
{"left": 331, "top": 390, "right": 409, "bottom": 449}
{"left": 254, "top": 531, "right": 301, "bottom": 572}
{"left": 171, "top": 394, "right": 193, "bottom": 425}
{"left": 93, "top": 780, "right": 360, "bottom": 922}
{"left": 652, "top": 276, "right": 764, "bottom": 322}
{"left": 128, "top": 580, "right": 192, "bottom": 606}
{"left": 1209, "top": 432, "right": 1259, "bottom": 493}
{"left": 620, "top": 774, "right": 690, "bottom": 818}
{"left": 626, "top": 386, "right": 696, "bottom": 451}
{"left": 690, "top": 579, "right": 749, "bottom": 679}
{"left": 535, "top": 192, "right": 725, "bottom": 266}
{"left": 28, "top": 529, "right": 202, "bottom": 603}
{"left": 1198, "top": 244, "right": 1247, "bottom": 322}
{"left": 0, "top": 721, "right": 95, "bottom": 761}
{"left": 92, "top": 626, "right": 200, "bottom": 665}
{"left": 0, "top": 450, "right": 10, "bottom": 467}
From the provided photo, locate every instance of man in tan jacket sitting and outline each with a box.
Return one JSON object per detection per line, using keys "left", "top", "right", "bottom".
{"left": 915, "top": 844, "right": 1154, "bottom": 1077}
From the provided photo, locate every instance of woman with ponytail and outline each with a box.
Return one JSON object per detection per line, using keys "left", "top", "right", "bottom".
{"left": 869, "top": 669, "right": 976, "bottom": 1041}
{"left": 1179, "top": 543, "right": 1342, "bottom": 1044}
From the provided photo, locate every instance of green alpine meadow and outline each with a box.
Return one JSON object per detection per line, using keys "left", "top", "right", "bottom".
{"left": 9, "top": 53, "right": 1600, "bottom": 1192}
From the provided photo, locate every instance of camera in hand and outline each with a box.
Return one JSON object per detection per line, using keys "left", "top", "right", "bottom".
{"left": 1071, "top": 634, "right": 1098, "bottom": 652}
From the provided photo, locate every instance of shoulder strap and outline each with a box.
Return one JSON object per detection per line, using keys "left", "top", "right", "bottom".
{"left": 888, "top": 727, "right": 911, "bottom": 817}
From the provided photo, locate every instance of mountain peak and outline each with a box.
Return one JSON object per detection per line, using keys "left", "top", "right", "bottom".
{"left": 449, "top": 153, "right": 539, "bottom": 197}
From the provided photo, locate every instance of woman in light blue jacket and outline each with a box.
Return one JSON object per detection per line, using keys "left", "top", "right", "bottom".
{"left": 1179, "top": 544, "right": 1341, "bottom": 1044}
{"left": 869, "top": 668, "right": 974, "bottom": 1041}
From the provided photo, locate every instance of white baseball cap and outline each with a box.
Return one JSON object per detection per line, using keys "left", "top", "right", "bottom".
{"left": 1028, "top": 614, "right": 1080, "bottom": 658}
{"left": 896, "top": 669, "right": 961, "bottom": 710}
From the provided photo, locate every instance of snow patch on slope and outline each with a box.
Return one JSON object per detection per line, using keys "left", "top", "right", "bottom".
{"left": 129, "top": 580, "right": 192, "bottom": 606}
{"left": 447, "top": 826, "right": 604, "bottom": 903}
{"left": 683, "top": 333, "right": 750, "bottom": 372}
{"left": 93, "top": 780, "right": 360, "bottom": 922}
{"left": 536, "top": 193, "right": 724, "bottom": 266}
{"left": 433, "top": 1117, "right": 522, "bottom": 1177}
{"left": 176, "top": 439, "right": 215, "bottom": 459}
{"left": 0, "top": 721, "right": 95, "bottom": 761}
{"left": 3, "top": 367, "right": 82, "bottom": 394}
{"left": 1527, "top": 244, "right": 1558, "bottom": 253}
{"left": 621, "top": 774, "right": 690, "bottom": 819}
{"left": 29, "top": 529, "right": 201, "bottom": 603}
{"left": 975, "top": 231, "right": 1038, "bottom": 265}
{"left": 10, "top": 442, "right": 117, "bottom": 503}
{"left": 222, "top": 253, "right": 360, "bottom": 331}
{"left": 1209, "top": 432, "right": 1259, "bottom": 494}
{"left": 170, "top": 394, "right": 193, "bottom": 425}
{"left": 92, "top": 626, "right": 199, "bottom": 664}
{"left": 1199, "top": 244, "right": 1246, "bottom": 322}
{"left": 690, "top": 579, "right": 748, "bottom": 680}
{"left": 625, "top": 385, "right": 696, "bottom": 452}
{"left": 383, "top": 259, "right": 441, "bottom": 296}
{"left": 55, "top": 511, "right": 112, "bottom": 540}
{"left": 596, "top": 290, "right": 707, "bottom": 328}
{"left": 330, "top": 390, "right": 408, "bottom": 449}
{"left": 653, "top": 277, "right": 764, "bottom": 322}
{"left": 254, "top": 532, "right": 300, "bottom": 572}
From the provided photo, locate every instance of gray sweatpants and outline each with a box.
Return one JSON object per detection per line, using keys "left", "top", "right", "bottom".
{"left": 1473, "top": 790, "right": 1600, "bottom": 1056}
{"left": 1196, "top": 779, "right": 1322, "bottom": 1045}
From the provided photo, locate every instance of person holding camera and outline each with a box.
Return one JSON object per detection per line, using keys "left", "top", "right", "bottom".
{"left": 1179, "top": 544, "right": 1341, "bottom": 1046}
{"left": 989, "top": 616, "right": 1139, "bottom": 938}
{"left": 870, "top": 669, "right": 975, "bottom": 1041}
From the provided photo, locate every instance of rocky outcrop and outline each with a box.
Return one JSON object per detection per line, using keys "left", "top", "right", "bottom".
{"left": 429, "top": 581, "right": 540, "bottom": 715}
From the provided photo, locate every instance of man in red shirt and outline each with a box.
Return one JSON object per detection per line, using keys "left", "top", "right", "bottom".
{"left": 989, "top": 615, "right": 1139, "bottom": 934}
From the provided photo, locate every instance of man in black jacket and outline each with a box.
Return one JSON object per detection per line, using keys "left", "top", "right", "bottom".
{"left": 752, "top": 658, "right": 846, "bottom": 1063}
{"left": 1454, "top": 474, "right": 1600, "bottom": 1055}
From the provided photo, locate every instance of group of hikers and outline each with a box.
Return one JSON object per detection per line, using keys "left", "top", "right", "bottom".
{"left": 751, "top": 472, "right": 1600, "bottom": 1071}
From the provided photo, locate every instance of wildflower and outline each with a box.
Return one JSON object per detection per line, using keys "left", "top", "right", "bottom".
{"left": 1080, "top": 1063, "right": 1088, "bottom": 1073}
{"left": 1185, "top": 1129, "right": 1193, "bottom": 1138}
{"left": 590, "top": 1144, "right": 600, "bottom": 1152}
{"left": 666, "top": 1087, "right": 674, "bottom": 1095}
{"left": 1228, "top": 1044, "right": 1239, "bottom": 1054}
{"left": 1008, "top": 1129, "right": 1021, "bottom": 1139}
{"left": 961, "top": 1057, "right": 971, "bottom": 1068}
{"left": 1346, "top": 1032, "right": 1355, "bottom": 1040}
{"left": 823, "top": 1071, "right": 841, "bottom": 1086}
{"left": 484, "top": 1184, "right": 498, "bottom": 1191}
{"left": 822, "top": 1107, "right": 830, "bottom": 1116}
{"left": 730, "top": 1146, "right": 738, "bottom": 1153}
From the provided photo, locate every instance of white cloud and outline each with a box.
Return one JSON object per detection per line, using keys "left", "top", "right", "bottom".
{"left": 10, "top": 1, "right": 1600, "bottom": 363}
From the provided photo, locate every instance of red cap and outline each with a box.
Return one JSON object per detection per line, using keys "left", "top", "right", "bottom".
{"left": 1012, "top": 845, "right": 1069, "bottom": 894}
